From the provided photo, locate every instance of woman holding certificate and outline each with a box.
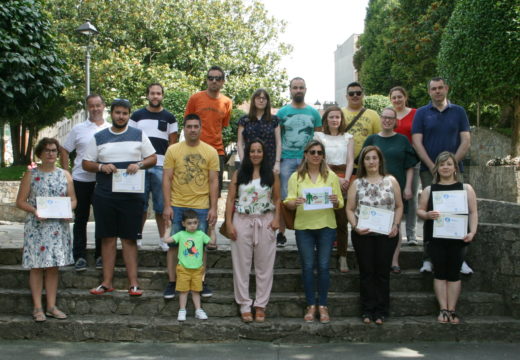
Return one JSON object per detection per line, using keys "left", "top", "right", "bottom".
{"left": 16, "top": 138, "right": 77, "bottom": 322}
{"left": 417, "top": 152, "right": 478, "bottom": 324}
{"left": 284, "top": 140, "right": 343, "bottom": 323}
{"left": 346, "top": 145, "right": 403, "bottom": 325}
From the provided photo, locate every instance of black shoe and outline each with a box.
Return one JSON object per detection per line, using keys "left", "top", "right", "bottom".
{"left": 276, "top": 233, "right": 287, "bottom": 248}
{"left": 163, "top": 281, "right": 176, "bottom": 299}
{"left": 201, "top": 282, "right": 213, "bottom": 298}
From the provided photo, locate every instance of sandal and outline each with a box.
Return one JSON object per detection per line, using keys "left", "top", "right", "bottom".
{"left": 89, "top": 284, "right": 114, "bottom": 295}
{"left": 361, "top": 314, "right": 372, "bottom": 324}
{"left": 304, "top": 305, "right": 316, "bottom": 322}
{"left": 339, "top": 256, "right": 349, "bottom": 273}
{"left": 374, "top": 316, "right": 385, "bottom": 325}
{"left": 128, "top": 286, "right": 143, "bottom": 296}
{"left": 391, "top": 265, "right": 401, "bottom": 274}
{"left": 438, "top": 309, "right": 450, "bottom": 324}
{"left": 32, "top": 308, "right": 46, "bottom": 322}
{"left": 254, "top": 307, "right": 265, "bottom": 323}
{"left": 46, "top": 306, "right": 67, "bottom": 319}
{"left": 318, "top": 306, "right": 330, "bottom": 324}
{"left": 241, "top": 312, "right": 253, "bottom": 323}
{"left": 449, "top": 310, "right": 460, "bottom": 324}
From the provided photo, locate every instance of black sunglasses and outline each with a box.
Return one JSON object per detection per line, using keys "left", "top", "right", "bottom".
{"left": 113, "top": 98, "right": 131, "bottom": 105}
{"left": 207, "top": 76, "right": 223, "bottom": 82}
{"left": 348, "top": 91, "right": 363, "bottom": 97}
{"left": 308, "top": 150, "right": 324, "bottom": 156}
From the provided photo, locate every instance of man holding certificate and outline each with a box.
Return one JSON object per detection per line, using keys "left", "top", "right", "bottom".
{"left": 83, "top": 99, "right": 157, "bottom": 297}
{"left": 346, "top": 145, "right": 403, "bottom": 325}
{"left": 417, "top": 152, "right": 478, "bottom": 324}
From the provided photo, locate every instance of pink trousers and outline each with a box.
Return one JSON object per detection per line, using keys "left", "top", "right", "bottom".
{"left": 230, "top": 212, "right": 276, "bottom": 313}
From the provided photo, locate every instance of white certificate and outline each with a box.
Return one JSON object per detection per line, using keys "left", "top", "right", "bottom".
{"left": 302, "top": 187, "right": 333, "bottom": 210}
{"left": 112, "top": 170, "right": 145, "bottom": 193}
{"left": 357, "top": 205, "right": 394, "bottom": 235}
{"left": 433, "top": 214, "right": 468, "bottom": 240}
{"left": 36, "top": 197, "right": 72, "bottom": 219}
{"left": 433, "top": 190, "right": 468, "bottom": 214}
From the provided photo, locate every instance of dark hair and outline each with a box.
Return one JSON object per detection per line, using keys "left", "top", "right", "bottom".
{"left": 110, "top": 99, "right": 131, "bottom": 112}
{"left": 184, "top": 113, "right": 201, "bottom": 125}
{"left": 357, "top": 145, "right": 386, "bottom": 178}
{"left": 207, "top": 65, "right": 225, "bottom": 80}
{"left": 236, "top": 140, "right": 274, "bottom": 188}
{"left": 389, "top": 86, "right": 408, "bottom": 99}
{"left": 289, "top": 77, "right": 305, "bottom": 88}
{"left": 428, "top": 77, "right": 448, "bottom": 89}
{"left": 297, "top": 140, "right": 329, "bottom": 181}
{"left": 34, "top": 137, "right": 60, "bottom": 158}
{"left": 85, "top": 93, "right": 105, "bottom": 105}
{"left": 147, "top": 83, "right": 164, "bottom": 95}
{"left": 247, "top": 89, "right": 272, "bottom": 122}
{"left": 182, "top": 209, "right": 199, "bottom": 222}
{"left": 322, "top": 106, "right": 347, "bottom": 135}
{"left": 432, "top": 151, "right": 460, "bottom": 184}
{"left": 347, "top": 81, "right": 363, "bottom": 92}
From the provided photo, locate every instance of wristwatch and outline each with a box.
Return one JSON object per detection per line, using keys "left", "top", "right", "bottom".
{"left": 137, "top": 161, "right": 144, "bottom": 169}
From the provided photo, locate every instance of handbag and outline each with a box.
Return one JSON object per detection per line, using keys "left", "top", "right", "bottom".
{"left": 281, "top": 202, "right": 296, "bottom": 230}
{"left": 219, "top": 218, "right": 232, "bottom": 239}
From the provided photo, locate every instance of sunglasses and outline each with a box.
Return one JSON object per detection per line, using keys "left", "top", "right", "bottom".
{"left": 308, "top": 150, "right": 323, "bottom": 156}
{"left": 207, "top": 76, "right": 223, "bottom": 82}
{"left": 348, "top": 91, "right": 363, "bottom": 97}
{"left": 113, "top": 98, "right": 131, "bottom": 105}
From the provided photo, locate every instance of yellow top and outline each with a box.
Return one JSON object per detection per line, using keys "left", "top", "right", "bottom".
{"left": 342, "top": 108, "right": 381, "bottom": 160}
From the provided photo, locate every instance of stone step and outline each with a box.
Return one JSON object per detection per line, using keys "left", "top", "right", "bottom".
{"left": 0, "top": 288, "right": 504, "bottom": 318}
{"left": 0, "top": 314, "right": 518, "bottom": 343}
{"left": 0, "top": 265, "right": 485, "bottom": 293}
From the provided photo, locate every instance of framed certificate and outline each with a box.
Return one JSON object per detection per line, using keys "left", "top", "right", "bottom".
{"left": 302, "top": 187, "right": 333, "bottom": 210}
{"left": 357, "top": 205, "right": 394, "bottom": 235}
{"left": 36, "top": 197, "right": 72, "bottom": 218}
{"left": 433, "top": 214, "right": 468, "bottom": 240}
{"left": 433, "top": 190, "right": 468, "bottom": 214}
{"left": 112, "top": 170, "right": 145, "bottom": 193}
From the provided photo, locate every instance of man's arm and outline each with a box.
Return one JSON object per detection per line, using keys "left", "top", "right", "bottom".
{"left": 162, "top": 167, "right": 174, "bottom": 223}
{"left": 454, "top": 131, "right": 471, "bottom": 163}
{"left": 59, "top": 148, "right": 70, "bottom": 172}
{"left": 168, "top": 132, "right": 178, "bottom": 145}
{"left": 207, "top": 169, "right": 219, "bottom": 226}
{"left": 412, "top": 133, "right": 434, "bottom": 172}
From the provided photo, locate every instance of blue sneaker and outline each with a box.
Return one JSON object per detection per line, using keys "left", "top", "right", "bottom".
{"left": 163, "top": 281, "right": 176, "bottom": 299}
{"left": 201, "top": 282, "right": 213, "bottom": 298}
{"left": 74, "top": 258, "right": 87, "bottom": 272}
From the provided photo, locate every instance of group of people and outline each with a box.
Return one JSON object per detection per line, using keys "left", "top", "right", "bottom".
{"left": 16, "top": 67, "right": 478, "bottom": 326}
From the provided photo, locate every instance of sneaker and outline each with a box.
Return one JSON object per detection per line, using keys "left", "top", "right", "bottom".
{"left": 158, "top": 240, "right": 169, "bottom": 252}
{"left": 420, "top": 260, "right": 433, "bottom": 273}
{"left": 460, "top": 261, "right": 473, "bottom": 274}
{"left": 276, "top": 232, "right": 287, "bottom": 248}
{"left": 163, "top": 281, "right": 176, "bottom": 299}
{"left": 407, "top": 239, "right": 418, "bottom": 246}
{"left": 74, "top": 258, "right": 87, "bottom": 272}
{"left": 137, "top": 240, "right": 143, "bottom": 249}
{"left": 177, "top": 309, "right": 187, "bottom": 322}
{"left": 95, "top": 256, "right": 103, "bottom": 269}
{"left": 201, "top": 282, "right": 213, "bottom": 298}
{"left": 195, "top": 308, "right": 208, "bottom": 320}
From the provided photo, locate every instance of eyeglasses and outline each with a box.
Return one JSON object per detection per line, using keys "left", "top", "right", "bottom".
{"left": 381, "top": 115, "right": 396, "bottom": 120}
{"left": 207, "top": 76, "right": 223, "bottom": 82}
{"left": 43, "top": 149, "right": 58, "bottom": 154}
{"left": 348, "top": 91, "right": 363, "bottom": 97}
{"left": 308, "top": 150, "right": 323, "bottom": 156}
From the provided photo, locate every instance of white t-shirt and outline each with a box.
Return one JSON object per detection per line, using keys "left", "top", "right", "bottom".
{"left": 313, "top": 132, "right": 353, "bottom": 166}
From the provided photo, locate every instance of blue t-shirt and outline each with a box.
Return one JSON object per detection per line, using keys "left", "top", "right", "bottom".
{"left": 411, "top": 102, "right": 469, "bottom": 171}
{"left": 277, "top": 105, "right": 322, "bottom": 159}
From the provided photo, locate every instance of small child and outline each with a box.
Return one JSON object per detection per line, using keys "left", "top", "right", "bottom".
{"left": 163, "top": 210, "right": 211, "bottom": 321}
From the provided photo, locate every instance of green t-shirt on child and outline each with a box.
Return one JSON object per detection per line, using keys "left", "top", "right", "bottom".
{"left": 172, "top": 230, "right": 210, "bottom": 269}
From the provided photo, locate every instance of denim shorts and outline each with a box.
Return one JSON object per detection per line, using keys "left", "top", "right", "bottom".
{"left": 168, "top": 207, "right": 209, "bottom": 248}
{"left": 144, "top": 166, "right": 164, "bottom": 213}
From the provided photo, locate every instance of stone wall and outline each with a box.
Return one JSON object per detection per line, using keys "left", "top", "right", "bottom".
{"left": 0, "top": 181, "right": 25, "bottom": 222}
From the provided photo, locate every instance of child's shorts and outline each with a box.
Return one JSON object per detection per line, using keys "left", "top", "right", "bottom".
{"left": 175, "top": 264, "right": 204, "bottom": 292}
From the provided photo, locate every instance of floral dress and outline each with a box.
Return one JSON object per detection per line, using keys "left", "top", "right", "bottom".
{"left": 22, "top": 168, "right": 73, "bottom": 269}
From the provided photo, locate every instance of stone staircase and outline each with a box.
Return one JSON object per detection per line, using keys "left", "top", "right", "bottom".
{"left": 0, "top": 238, "right": 519, "bottom": 343}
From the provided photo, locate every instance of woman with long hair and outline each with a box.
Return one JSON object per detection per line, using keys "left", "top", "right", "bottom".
{"left": 284, "top": 140, "right": 343, "bottom": 323}
{"left": 417, "top": 152, "right": 477, "bottom": 324}
{"left": 314, "top": 106, "right": 354, "bottom": 272}
{"left": 346, "top": 145, "right": 403, "bottom": 325}
{"left": 225, "top": 139, "right": 280, "bottom": 323}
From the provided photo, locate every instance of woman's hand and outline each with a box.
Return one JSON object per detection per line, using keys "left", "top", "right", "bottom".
{"left": 340, "top": 178, "right": 350, "bottom": 192}
{"left": 389, "top": 224, "right": 399, "bottom": 238}
{"left": 403, "top": 187, "right": 413, "bottom": 200}
{"left": 329, "top": 194, "right": 339, "bottom": 208}
{"left": 354, "top": 226, "right": 370, "bottom": 235}
{"left": 426, "top": 210, "right": 441, "bottom": 220}
{"left": 273, "top": 162, "right": 280, "bottom": 174}
{"left": 34, "top": 210, "right": 46, "bottom": 221}
{"left": 463, "top": 232, "right": 475, "bottom": 243}
{"left": 226, "top": 222, "right": 237, "bottom": 241}
{"left": 294, "top": 197, "right": 305, "bottom": 206}
{"left": 269, "top": 217, "right": 279, "bottom": 231}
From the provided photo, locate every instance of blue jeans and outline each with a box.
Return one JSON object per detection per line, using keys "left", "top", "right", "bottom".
{"left": 280, "top": 158, "right": 301, "bottom": 200}
{"left": 169, "top": 207, "right": 209, "bottom": 247}
{"left": 144, "top": 166, "right": 164, "bottom": 213}
{"left": 295, "top": 227, "right": 336, "bottom": 306}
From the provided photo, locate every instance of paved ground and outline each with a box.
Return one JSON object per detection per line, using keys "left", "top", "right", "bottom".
{"left": 0, "top": 340, "right": 518, "bottom": 360}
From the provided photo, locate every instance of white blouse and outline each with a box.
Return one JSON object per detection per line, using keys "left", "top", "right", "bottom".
{"left": 314, "top": 132, "right": 353, "bottom": 166}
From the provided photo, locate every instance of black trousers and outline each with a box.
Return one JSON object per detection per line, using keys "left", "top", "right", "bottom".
{"left": 352, "top": 230, "right": 398, "bottom": 317}
{"left": 73, "top": 180, "right": 101, "bottom": 260}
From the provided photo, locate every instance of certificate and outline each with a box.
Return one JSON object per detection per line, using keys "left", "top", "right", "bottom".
{"left": 36, "top": 197, "right": 72, "bottom": 219}
{"left": 112, "top": 170, "right": 145, "bottom": 193}
{"left": 357, "top": 205, "right": 394, "bottom": 235}
{"left": 433, "top": 214, "right": 468, "bottom": 240}
{"left": 432, "top": 190, "right": 468, "bottom": 214}
{"left": 302, "top": 187, "right": 333, "bottom": 210}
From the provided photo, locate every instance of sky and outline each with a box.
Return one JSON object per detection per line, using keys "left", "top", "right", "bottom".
{"left": 259, "top": 0, "right": 369, "bottom": 105}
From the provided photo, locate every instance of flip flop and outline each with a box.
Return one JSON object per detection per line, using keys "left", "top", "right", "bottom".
{"left": 129, "top": 286, "right": 143, "bottom": 296}
{"left": 391, "top": 266, "right": 401, "bottom": 274}
{"left": 89, "top": 285, "right": 114, "bottom": 295}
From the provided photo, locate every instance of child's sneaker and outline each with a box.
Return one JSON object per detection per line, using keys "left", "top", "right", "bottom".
{"left": 177, "top": 309, "right": 187, "bottom": 322}
{"left": 195, "top": 308, "right": 208, "bottom": 320}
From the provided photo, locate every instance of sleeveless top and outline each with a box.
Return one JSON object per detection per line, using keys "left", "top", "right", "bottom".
{"left": 235, "top": 178, "right": 275, "bottom": 215}
{"left": 354, "top": 176, "right": 395, "bottom": 217}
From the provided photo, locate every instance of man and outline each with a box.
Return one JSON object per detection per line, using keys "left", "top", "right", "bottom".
{"left": 162, "top": 114, "right": 219, "bottom": 299}
{"left": 83, "top": 99, "right": 157, "bottom": 296}
{"left": 412, "top": 77, "right": 472, "bottom": 274}
{"left": 129, "top": 83, "right": 178, "bottom": 251}
{"left": 276, "top": 77, "right": 322, "bottom": 247}
{"left": 60, "top": 94, "right": 110, "bottom": 271}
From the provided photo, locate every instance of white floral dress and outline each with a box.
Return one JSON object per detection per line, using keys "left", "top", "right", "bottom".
{"left": 22, "top": 168, "right": 73, "bottom": 269}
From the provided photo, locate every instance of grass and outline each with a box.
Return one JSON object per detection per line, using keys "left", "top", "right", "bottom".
{"left": 0, "top": 165, "right": 27, "bottom": 181}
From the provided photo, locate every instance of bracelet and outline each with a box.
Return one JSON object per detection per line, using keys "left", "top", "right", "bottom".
{"left": 98, "top": 163, "right": 103, "bottom": 172}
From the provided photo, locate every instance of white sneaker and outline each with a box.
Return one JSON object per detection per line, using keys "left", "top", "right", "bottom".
{"left": 137, "top": 240, "right": 143, "bottom": 249}
{"left": 420, "top": 260, "right": 433, "bottom": 273}
{"left": 195, "top": 308, "right": 208, "bottom": 320}
{"left": 177, "top": 309, "right": 187, "bottom": 322}
{"left": 159, "top": 241, "right": 169, "bottom": 252}
{"left": 460, "top": 261, "right": 473, "bottom": 274}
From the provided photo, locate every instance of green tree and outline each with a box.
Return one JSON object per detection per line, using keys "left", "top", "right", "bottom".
{"left": 0, "top": 0, "right": 68, "bottom": 165}
{"left": 438, "top": 0, "right": 520, "bottom": 155}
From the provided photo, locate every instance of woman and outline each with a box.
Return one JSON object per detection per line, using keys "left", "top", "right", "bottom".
{"left": 390, "top": 86, "right": 419, "bottom": 247}
{"left": 417, "top": 152, "right": 477, "bottom": 324}
{"left": 16, "top": 138, "right": 77, "bottom": 322}
{"left": 225, "top": 140, "right": 280, "bottom": 323}
{"left": 346, "top": 145, "right": 403, "bottom": 325}
{"left": 314, "top": 106, "right": 354, "bottom": 272}
{"left": 362, "top": 107, "right": 418, "bottom": 273}
{"left": 237, "top": 89, "right": 281, "bottom": 173}
{"left": 284, "top": 140, "right": 343, "bottom": 323}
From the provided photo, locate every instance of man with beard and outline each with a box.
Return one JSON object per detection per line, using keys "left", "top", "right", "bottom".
{"left": 83, "top": 99, "right": 157, "bottom": 296}
{"left": 129, "top": 83, "right": 178, "bottom": 251}
{"left": 276, "top": 77, "right": 322, "bottom": 247}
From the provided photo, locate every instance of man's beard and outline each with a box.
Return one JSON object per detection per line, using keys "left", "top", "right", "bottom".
{"left": 149, "top": 100, "right": 162, "bottom": 108}
{"left": 293, "top": 94, "right": 305, "bottom": 103}
{"left": 112, "top": 121, "right": 127, "bottom": 129}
